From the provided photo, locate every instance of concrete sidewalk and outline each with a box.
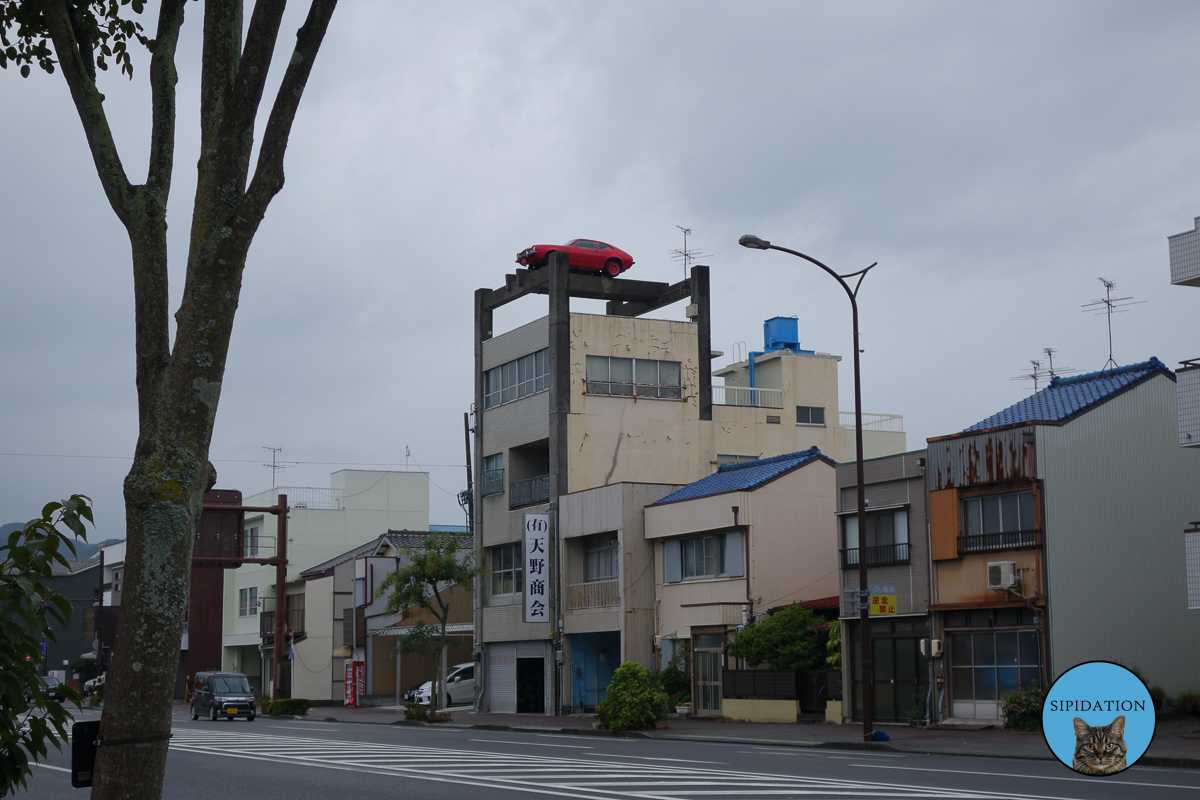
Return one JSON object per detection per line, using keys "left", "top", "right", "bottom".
{"left": 221, "top": 703, "right": 1200, "bottom": 769}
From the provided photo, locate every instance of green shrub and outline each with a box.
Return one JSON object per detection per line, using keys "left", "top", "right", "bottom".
{"left": 659, "top": 646, "right": 691, "bottom": 699}
{"left": 1179, "top": 691, "right": 1200, "bottom": 717}
{"left": 728, "top": 605, "right": 827, "bottom": 670}
{"left": 907, "top": 685, "right": 928, "bottom": 721}
{"left": 1149, "top": 686, "right": 1167, "bottom": 710}
{"left": 263, "top": 698, "right": 310, "bottom": 716}
{"left": 404, "top": 702, "right": 430, "bottom": 721}
{"left": 595, "top": 662, "right": 669, "bottom": 732}
{"left": 1002, "top": 685, "right": 1046, "bottom": 732}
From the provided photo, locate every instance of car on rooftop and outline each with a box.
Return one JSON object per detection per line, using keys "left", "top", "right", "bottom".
{"left": 516, "top": 239, "right": 634, "bottom": 277}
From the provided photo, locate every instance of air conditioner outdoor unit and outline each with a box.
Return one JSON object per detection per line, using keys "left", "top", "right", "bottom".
{"left": 987, "top": 561, "right": 1019, "bottom": 591}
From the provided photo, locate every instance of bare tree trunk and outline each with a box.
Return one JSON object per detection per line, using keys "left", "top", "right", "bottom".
{"left": 32, "top": 1, "right": 339, "bottom": 797}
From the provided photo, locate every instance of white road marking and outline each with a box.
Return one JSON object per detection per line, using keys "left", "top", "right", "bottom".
{"left": 32, "top": 763, "right": 71, "bottom": 773}
{"left": 584, "top": 753, "right": 725, "bottom": 764}
{"left": 470, "top": 738, "right": 594, "bottom": 749}
{"left": 167, "top": 728, "right": 1085, "bottom": 799}
{"left": 852, "top": 762, "right": 1200, "bottom": 791}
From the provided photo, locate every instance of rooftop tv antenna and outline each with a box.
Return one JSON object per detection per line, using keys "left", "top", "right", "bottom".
{"left": 1010, "top": 348, "right": 1079, "bottom": 392}
{"left": 262, "top": 446, "right": 296, "bottom": 489}
{"left": 670, "top": 226, "right": 710, "bottom": 280}
{"left": 1081, "top": 278, "right": 1145, "bottom": 372}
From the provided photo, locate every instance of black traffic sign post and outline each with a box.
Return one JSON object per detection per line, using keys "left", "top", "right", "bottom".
{"left": 71, "top": 720, "right": 100, "bottom": 788}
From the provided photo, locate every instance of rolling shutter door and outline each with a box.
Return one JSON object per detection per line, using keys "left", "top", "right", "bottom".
{"left": 488, "top": 643, "right": 516, "bottom": 713}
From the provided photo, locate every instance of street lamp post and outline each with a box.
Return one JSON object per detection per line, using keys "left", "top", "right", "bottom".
{"left": 738, "top": 234, "right": 877, "bottom": 742}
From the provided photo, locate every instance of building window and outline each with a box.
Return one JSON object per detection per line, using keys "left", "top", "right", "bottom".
{"left": 717, "top": 454, "right": 758, "bottom": 465}
{"left": 584, "top": 534, "right": 619, "bottom": 582}
{"left": 949, "top": 628, "right": 1041, "bottom": 714}
{"left": 482, "top": 453, "right": 504, "bottom": 497}
{"left": 960, "top": 490, "right": 1036, "bottom": 553}
{"left": 484, "top": 349, "right": 549, "bottom": 409}
{"left": 585, "top": 356, "right": 682, "bottom": 399}
{"left": 796, "top": 406, "right": 825, "bottom": 426}
{"left": 490, "top": 542, "right": 524, "bottom": 596}
{"left": 113, "top": 570, "right": 122, "bottom": 593}
{"left": 663, "top": 531, "right": 743, "bottom": 582}
{"left": 244, "top": 525, "right": 260, "bottom": 557}
{"left": 239, "top": 586, "right": 258, "bottom": 617}
{"left": 842, "top": 509, "right": 909, "bottom": 568}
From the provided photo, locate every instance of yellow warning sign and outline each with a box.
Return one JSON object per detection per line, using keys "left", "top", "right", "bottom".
{"left": 869, "top": 584, "right": 897, "bottom": 616}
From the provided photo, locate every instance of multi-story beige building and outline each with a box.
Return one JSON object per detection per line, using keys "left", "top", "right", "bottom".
{"left": 221, "top": 469, "right": 429, "bottom": 697}
{"left": 473, "top": 258, "right": 906, "bottom": 714}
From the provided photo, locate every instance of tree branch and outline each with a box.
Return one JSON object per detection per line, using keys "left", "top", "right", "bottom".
{"left": 242, "top": 0, "right": 337, "bottom": 221}
{"left": 146, "top": 0, "right": 186, "bottom": 198}
{"left": 40, "top": 0, "right": 134, "bottom": 222}
{"left": 199, "top": 0, "right": 242, "bottom": 139}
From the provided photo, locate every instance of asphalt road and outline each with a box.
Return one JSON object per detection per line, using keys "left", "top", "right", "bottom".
{"left": 25, "top": 708, "right": 1200, "bottom": 800}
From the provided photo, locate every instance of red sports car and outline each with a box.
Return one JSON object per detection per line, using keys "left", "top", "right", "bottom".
{"left": 516, "top": 239, "right": 634, "bottom": 277}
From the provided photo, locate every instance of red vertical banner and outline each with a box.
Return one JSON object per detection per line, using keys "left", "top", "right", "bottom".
{"left": 356, "top": 661, "right": 366, "bottom": 702}
{"left": 344, "top": 660, "right": 357, "bottom": 707}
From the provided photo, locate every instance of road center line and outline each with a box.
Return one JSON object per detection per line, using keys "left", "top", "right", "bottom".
{"left": 851, "top": 762, "right": 1200, "bottom": 791}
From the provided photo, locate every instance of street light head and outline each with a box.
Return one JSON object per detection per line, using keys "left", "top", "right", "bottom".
{"left": 739, "top": 234, "right": 771, "bottom": 250}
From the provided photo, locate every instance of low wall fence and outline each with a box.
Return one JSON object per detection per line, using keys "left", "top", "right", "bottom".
{"left": 722, "top": 669, "right": 842, "bottom": 712}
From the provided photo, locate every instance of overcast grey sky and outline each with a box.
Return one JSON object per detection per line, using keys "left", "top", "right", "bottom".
{"left": 2, "top": 1, "right": 1197, "bottom": 539}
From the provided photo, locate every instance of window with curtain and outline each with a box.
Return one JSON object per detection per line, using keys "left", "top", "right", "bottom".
{"left": 584, "top": 534, "right": 619, "bottom": 582}
{"left": 841, "top": 508, "right": 909, "bottom": 567}
{"left": 960, "top": 489, "right": 1036, "bottom": 552}
{"left": 663, "top": 531, "right": 743, "bottom": 582}
{"left": 585, "top": 355, "right": 682, "bottom": 399}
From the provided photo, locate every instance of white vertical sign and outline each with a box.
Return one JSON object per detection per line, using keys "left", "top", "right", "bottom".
{"left": 523, "top": 513, "right": 549, "bottom": 623}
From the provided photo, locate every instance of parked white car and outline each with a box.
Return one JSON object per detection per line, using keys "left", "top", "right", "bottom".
{"left": 406, "top": 663, "right": 475, "bottom": 706}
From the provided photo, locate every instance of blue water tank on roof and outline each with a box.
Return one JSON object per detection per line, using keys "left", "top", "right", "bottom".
{"left": 764, "top": 316, "right": 800, "bottom": 353}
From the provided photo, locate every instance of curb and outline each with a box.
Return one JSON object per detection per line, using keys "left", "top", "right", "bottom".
{"left": 310, "top": 716, "right": 1200, "bottom": 768}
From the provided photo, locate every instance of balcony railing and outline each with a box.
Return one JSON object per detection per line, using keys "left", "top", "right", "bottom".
{"left": 958, "top": 530, "right": 1038, "bottom": 554}
{"left": 509, "top": 474, "right": 550, "bottom": 509}
{"left": 713, "top": 385, "right": 784, "bottom": 409}
{"left": 481, "top": 469, "right": 504, "bottom": 497}
{"left": 260, "top": 605, "right": 306, "bottom": 643}
{"left": 840, "top": 543, "right": 910, "bottom": 569}
{"left": 566, "top": 580, "right": 619, "bottom": 610}
{"left": 839, "top": 412, "right": 905, "bottom": 432}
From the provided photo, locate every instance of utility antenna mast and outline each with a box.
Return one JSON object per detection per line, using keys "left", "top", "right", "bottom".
{"left": 1081, "top": 278, "right": 1145, "bottom": 372}
{"left": 1010, "top": 360, "right": 1045, "bottom": 392}
{"left": 1011, "top": 348, "right": 1078, "bottom": 392}
{"left": 670, "top": 226, "right": 710, "bottom": 280}
{"left": 261, "top": 446, "right": 294, "bottom": 489}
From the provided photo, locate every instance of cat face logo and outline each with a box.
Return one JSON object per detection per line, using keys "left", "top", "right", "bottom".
{"left": 1071, "top": 715, "right": 1127, "bottom": 776}
{"left": 1042, "top": 662, "right": 1154, "bottom": 777}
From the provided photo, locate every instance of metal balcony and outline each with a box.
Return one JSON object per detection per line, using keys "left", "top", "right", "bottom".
{"left": 840, "top": 543, "right": 911, "bottom": 569}
{"left": 481, "top": 469, "right": 505, "bottom": 497}
{"left": 509, "top": 474, "right": 550, "bottom": 509}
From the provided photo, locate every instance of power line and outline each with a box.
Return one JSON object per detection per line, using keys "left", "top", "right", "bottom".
{"left": 0, "top": 452, "right": 467, "bottom": 468}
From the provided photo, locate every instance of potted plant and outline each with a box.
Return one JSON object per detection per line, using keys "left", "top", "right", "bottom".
{"left": 907, "top": 685, "right": 929, "bottom": 727}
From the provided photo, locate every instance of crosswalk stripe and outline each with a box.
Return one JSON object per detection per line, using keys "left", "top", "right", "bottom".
{"left": 166, "top": 729, "right": 1068, "bottom": 800}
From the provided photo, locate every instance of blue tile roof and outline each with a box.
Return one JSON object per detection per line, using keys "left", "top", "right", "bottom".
{"left": 650, "top": 447, "right": 833, "bottom": 506}
{"left": 962, "top": 357, "right": 1172, "bottom": 433}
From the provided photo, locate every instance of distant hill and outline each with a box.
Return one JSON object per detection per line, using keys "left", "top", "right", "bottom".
{"left": 0, "top": 521, "right": 122, "bottom": 559}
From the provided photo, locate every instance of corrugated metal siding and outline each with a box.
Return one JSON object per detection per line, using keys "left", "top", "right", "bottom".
{"left": 482, "top": 317, "right": 549, "bottom": 371}
{"left": 481, "top": 603, "right": 552, "bottom": 643}
{"left": 645, "top": 492, "right": 749, "bottom": 538}
{"left": 488, "top": 642, "right": 516, "bottom": 713}
{"left": 1039, "top": 375, "right": 1200, "bottom": 693}
{"left": 1179, "top": 365, "right": 1200, "bottom": 447}
{"left": 928, "top": 429, "right": 1036, "bottom": 490}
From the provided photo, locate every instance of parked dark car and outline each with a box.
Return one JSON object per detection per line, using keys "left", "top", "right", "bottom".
{"left": 24, "top": 675, "right": 66, "bottom": 705}
{"left": 516, "top": 239, "right": 634, "bottom": 277}
{"left": 190, "top": 671, "right": 256, "bottom": 721}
